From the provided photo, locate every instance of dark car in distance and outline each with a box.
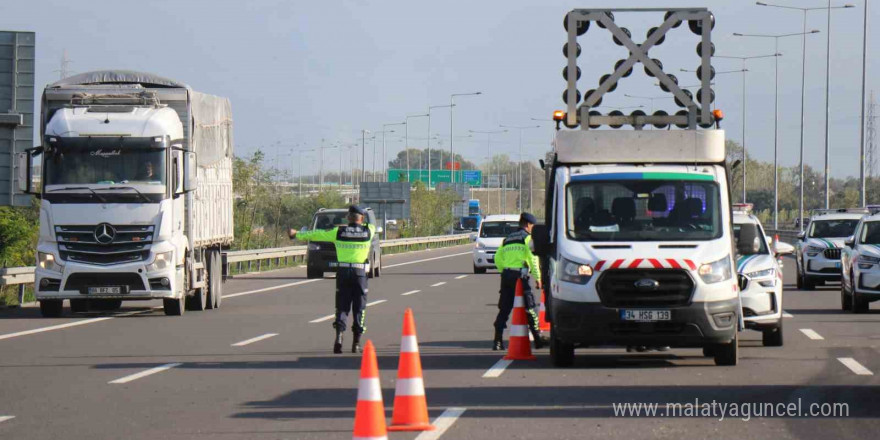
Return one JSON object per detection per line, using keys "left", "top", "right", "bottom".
{"left": 305, "top": 208, "right": 382, "bottom": 279}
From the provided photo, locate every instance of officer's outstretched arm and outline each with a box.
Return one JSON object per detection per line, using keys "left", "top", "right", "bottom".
{"left": 297, "top": 227, "right": 339, "bottom": 243}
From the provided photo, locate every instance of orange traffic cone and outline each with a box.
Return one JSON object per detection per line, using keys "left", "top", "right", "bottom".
{"left": 352, "top": 340, "right": 388, "bottom": 440}
{"left": 504, "top": 278, "right": 537, "bottom": 361}
{"left": 388, "top": 308, "right": 435, "bottom": 432}
{"left": 538, "top": 288, "right": 551, "bottom": 332}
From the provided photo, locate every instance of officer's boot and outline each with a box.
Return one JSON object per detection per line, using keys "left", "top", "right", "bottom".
{"left": 492, "top": 329, "right": 505, "bottom": 351}
{"left": 531, "top": 328, "right": 545, "bottom": 349}
{"left": 351, "top": 333, "right": 362, "bottom": 354}
{"left": 333, "top": 331, "right": 344, "bottom": 354}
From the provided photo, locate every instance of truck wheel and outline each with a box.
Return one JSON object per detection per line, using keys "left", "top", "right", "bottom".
{"left": 40, "top": 300, "right": 64, "bottom": 318}
{"left": 163, "top": 296, "right": 185, "bottom": 316}
{"left": 853, "top": 291, "right": 870, "bottom": 313}
{"left": 762, "top": 321, "right": 783, "bottom": 347}
{"left": 69, "top": 298, "right": 89, "bottom": 314}
{"left": 92, "top": 299, "right": 122, "bottom": 311}
{"left": 841, "top": 274, "right": 853, "bottom": 311}
{"left": 549, "top": 327, "right": 575, "bottom": 367}
{"left": 206, "top": 249, "right": 222, "bottom": 309}
{"left": 473, "top": 265, "right": 487, "bottom": 274}
{"left": 307, "top": 267, "right": 323, "bottom": 279}
{"left": 713, "top": 332, "right": 738, "bottom": 366}
{"left": 186, "top": 287, "right": 207, "bottom": 311}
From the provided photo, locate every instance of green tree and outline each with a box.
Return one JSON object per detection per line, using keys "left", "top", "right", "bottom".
{"left": 400, "top": 181, "right": 458, "bottom": 237}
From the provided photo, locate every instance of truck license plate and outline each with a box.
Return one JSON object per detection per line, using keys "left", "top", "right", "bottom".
{"left": 620, "top": 309, "right": 671, "bottom": 322}
{"left": 88, "top": 286, "right": 121, "bottom": 294}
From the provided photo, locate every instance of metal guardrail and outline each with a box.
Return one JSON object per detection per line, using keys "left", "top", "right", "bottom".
{"left": 765, "top": 229, "right": 801, "bottom": 245}
{"left": 1, "top": 234, "right": 474, "bottom": 293}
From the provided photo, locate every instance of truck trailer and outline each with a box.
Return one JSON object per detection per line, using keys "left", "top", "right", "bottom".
{"left": 17, "top": 70, "right": 234, "bottom": 317}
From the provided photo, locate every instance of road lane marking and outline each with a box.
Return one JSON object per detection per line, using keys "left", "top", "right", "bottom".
{"left": 431, "top": 282, "right": 447, "bottom": 287}
{"left": 414, "top": 407, "right": 467, "bottom": 440}
{"left": 838, "top": 357, "right": 874, "bottom": 376}
{"left": 782, "top": 312, "right": 794, "bottom": 318}
{"left": 310, "top": 299, "right": 387, "bottom": 324}
{"left": 0, "top": 416, "right": 14, "bottom": 424}
{"left": 231, "top": 333, "right": 278, "bottom": 347}
{"left": 0, "top": 307, "right": 156, "bottom": 342}
{"left": 109, "top": 362, "right": 183, "bottom": 384}
{"left": 799, "top": 328, "right": 824, "bottom": 340}
{"left": 383, "top": 252, "right": 472, "bottom": 269}
{"left": 401, "top": 290, "right": 421, "bottom": 296}
{"left": 455, "top": 275, "right": 468, "bottom": 280}
{"left": 482, "top": 358, "right": 513, "bottom": 378}
{"left": 224, "top": 278, "right": 323, "bottom": 298}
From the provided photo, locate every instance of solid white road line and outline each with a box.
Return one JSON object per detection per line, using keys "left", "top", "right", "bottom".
{"left": 414, "top": 407, "right": 467, "bottom": 440}
{"left": 224, "top": 278, "right": 323, "bottom": 298}
{"left": 431, "top": 282, "right": 447, "bottom": 287}
{"left": 482, "top": 358, "right": 513, "bottom": 378}
{"left": 231, "top": 333, "right": 278, "bottom": 347}
{"left": 782, "top": 312, "right": 794, "bottom": 318}
{"left": 0, "top": 416, "right": 14, "bottom": 424}
{"left": 799, "top": 328, "right": 824, "bottom": 340}
{"left": 838, "top": 357, "right": 874, "bottom": 376}
{"left": 455, "top": 275, "right": 468, "bottom": 280}
{"left": 383, "top": 252, "right": 472, "bottom": 269}
{"left": 108, "top": 362, "right": 183, "bottom": 384}
{"left": 310, "top": 299, "right": 387, "bottom": 324}
{"left": 0, "top": 317, "right": 114, "bottom": 341}
{"left": 401, "top": 290, "right": 421, "bottom": 296}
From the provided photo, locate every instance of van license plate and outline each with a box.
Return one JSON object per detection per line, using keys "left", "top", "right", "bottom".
{"left": 88, "top": 286, "right": 121, "bottom": 294}
{"left": 620, "top": 309, "right": 671, "bottom": 322}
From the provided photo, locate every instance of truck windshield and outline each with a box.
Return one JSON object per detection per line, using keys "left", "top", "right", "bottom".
{"left": 468, "top": 205, "right": 480, "bottom": 215}
{"left": 859, "top": 222, "right": 880, "bottom": 244}
{"left": 734, "top": 223, "right": 768, "bottom": 256}
{"left": 566, "top": 179, "right": 722, "bottom": 242}
{"left": 809, "top": 219, "right": 859, "bottom": 238}
{"left": 44, "top": 137, "right": 166, "bottom": 187}
{"left": 481, "top": 221, "right": 520, "bottom": 238}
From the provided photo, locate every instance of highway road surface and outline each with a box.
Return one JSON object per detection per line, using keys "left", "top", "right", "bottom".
{"left": 1, "top": 245, "right": 879, "bottom": 439}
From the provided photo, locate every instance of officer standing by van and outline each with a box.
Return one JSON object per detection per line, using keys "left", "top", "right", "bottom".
{"left": 289, "top": 206, "right": 375, "bottom": 354}
{"left": 492, "top": 212, "right": 543, "bottom": 351}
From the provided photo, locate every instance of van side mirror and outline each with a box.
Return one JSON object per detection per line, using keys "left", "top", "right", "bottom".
{"left": 470, "top": 233, "right": 478, "bottom": 242}
{"left": 531, "top": 224, "right": 553, "bottom": 257}
{"left": 845, "top": 236, "right": 855, "bottom": 248}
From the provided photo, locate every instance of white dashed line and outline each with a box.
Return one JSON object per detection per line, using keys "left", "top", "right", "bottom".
{"left": 782, "top": 312, "right": 794, "bottom": 318}
{"left": 109, "top": 363, "right": 183, "bottom": 384}
{"left": 455, "top": 275, "right": 468, "bottom": 280}
{"left": 799, "top": 328, "right": 824, "bottom": 340}
{"left": 383, "top": 252, "right": 472, "bottom": 269}
{"left": 366, "top": 299, "right": 387, "bottom": 307}
{"left": 0, "top": 308, "right": 155, "bottom": 342}
{"left": 431, "top": 282, "right": 447, "bottom": 287}
{"left": 0, "top": 416, "right": 14, "bottom": 424}
{"left": 231, "top": 333, "right": 278, "bottom": 347}
{"left": 838, "top": 357, "right": 874, "bottom": 376}
{"left": 224, "top": 278, "right": 323, "bottom": 298}
{"left": 414, "top": 407, "right": 467, "bottom": 440}
{"left": 310, "top": 299, "right": 387, "bottom": 323}
{"left": 401, "top": 290, "right": 421, "bottom": 296}
{"left": 482, "top": 358, "right": 513, "bottom": 378}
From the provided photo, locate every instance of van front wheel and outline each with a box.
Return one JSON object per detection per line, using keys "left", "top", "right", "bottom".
{"left": 550, "top": 327, "right": 575, "bottom": 367}
{"left": 713, "top": 332, "right": 738, "bottom": 366}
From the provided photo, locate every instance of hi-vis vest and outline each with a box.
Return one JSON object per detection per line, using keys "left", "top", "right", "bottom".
{"left": 494, "top": 229, "right": 541, "bottom": 281}
{"left": 298, "top": 223, "right": 375, "bottom": 264}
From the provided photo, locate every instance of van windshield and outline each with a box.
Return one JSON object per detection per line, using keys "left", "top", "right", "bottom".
{"left": 566, "top": 178, "right": 722, "bottom": 242}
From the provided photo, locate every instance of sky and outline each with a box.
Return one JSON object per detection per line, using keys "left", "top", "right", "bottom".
{"left": 2, "top": 0, "right": 877, "bottom": 178}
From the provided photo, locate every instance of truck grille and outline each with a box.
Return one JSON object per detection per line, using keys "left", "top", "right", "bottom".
{"left": 55, "top": 224, "right": 154, "bottom": 265}
{"left": 596, "top": 269, "right": 695, "bottom": 307}
{"left": 824, "top": 248, "right": 841, "bottom": 259}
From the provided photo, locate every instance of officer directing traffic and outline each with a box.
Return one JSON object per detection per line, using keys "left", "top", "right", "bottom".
{"left": 289, "top": 205, "right": 376, "bottom": 354}
{"left": 492, "top": 212, "right": 543, "bottom": 351}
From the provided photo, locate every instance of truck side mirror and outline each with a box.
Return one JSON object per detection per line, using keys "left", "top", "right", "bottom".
{"left": 183, "top": 152, "right": 197, "bottom": 192}
{"left": 16, "top": 147, "right": 40, "bottom": 194}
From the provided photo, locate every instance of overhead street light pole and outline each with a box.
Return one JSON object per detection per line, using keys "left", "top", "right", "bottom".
{"left": 714, "top": 54, "right": 778, "bottom": 204}
{"left": 428, "top": 104, "right": 454, "bottom": 188}
{"left": 450, "top": 92, "right": 482, "bottom": 183}
{"left": 500, "top": 124, "right": 540, "bottom": 212}
{"left": 360, "top": 130, "right": 370, "bottom": 188}
{"left": 382, "top": 123, "right": 405, "bottom": 182}
{"left": 733, "top": 31, "right": 818, "bottom": 229}
{"left": 405, "top": 113, "right": 429, "bottom": 183}
{"left": 470, "top": 129, "right": 507, "bottom": 215}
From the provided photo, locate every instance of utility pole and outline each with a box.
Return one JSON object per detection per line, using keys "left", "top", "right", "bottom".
{"left": 500, "top": 124, "right": 540, "bottom": 211}
{"left": 361, "top": 130, "right": 370, "bottom": 188}
{"left": 859, "top": 0, "right": 870, "bottom": 207}
{"left": 450, "top": 92, "right": 482, "bottom": 183}
{"left": 428, "top": 104, "right": 454, "bottom": 188}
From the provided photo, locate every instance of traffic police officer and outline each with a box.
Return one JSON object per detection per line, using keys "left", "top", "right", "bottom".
{"left": 492, "top": 212, "right": 543, "bottom": 350}
{"left": 289, "top": 206, "right": 375, "bottom": 354}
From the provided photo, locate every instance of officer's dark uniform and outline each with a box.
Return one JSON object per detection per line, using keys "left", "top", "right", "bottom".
{"left": 492, "top": 212, "right": 543, "bottom": 350}
{"left": 294, "top": 206, "right": 375, "bottom": 353}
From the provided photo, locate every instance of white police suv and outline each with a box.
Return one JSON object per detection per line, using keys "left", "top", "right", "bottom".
{"left": 796, "top": 209, "right": 866, "bottom": 290}
{"left": 841, "top": 211, "right": 880, "bottom": 313}
{"left": 733, "top": 205, "right": 790, "bottom": 346}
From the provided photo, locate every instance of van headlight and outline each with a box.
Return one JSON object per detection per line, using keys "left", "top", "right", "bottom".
{"left": 37, "top": 252, "right": 63, "bottom": 272}
{"left": 698, "top": 256, "right": 733, "bottom": 284}
{"left": 146, "top": 251, "right": 173, "bottom": 272}
{"left": 559, "top": 257, "right": 593, "bottom": 284}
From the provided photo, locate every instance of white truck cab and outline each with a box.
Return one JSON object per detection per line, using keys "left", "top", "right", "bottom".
{"left": 795, "top": 209, "right": 866, "bottom": 290}
{"left": 472, "top": 214, "right": 521, "bottom": 274}
{"left": 537, "top": 130, "right": 739, "bottom": 367}
{"left": 841, "top": 212, "right": 880, "bottom": 312}
{"left": 732, "top": 204, "right": 788, "bottom": 346}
